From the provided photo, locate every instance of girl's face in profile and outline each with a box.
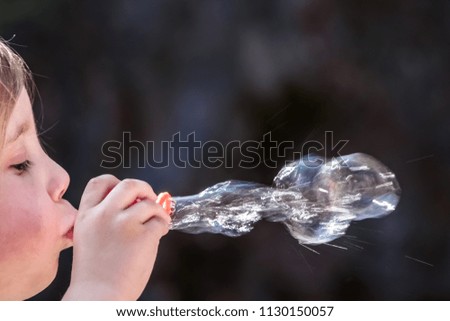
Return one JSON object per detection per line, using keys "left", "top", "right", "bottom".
{"left": 0, "top": 89, "right": 76, "bottom": 300}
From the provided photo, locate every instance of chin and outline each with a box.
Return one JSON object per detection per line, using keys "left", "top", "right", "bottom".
{"left": 24, "top": 258, "right": 60, "bottom": 300}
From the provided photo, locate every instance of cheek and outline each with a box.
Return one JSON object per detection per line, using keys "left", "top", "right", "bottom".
{"left": 0, "top": 185, "right": 55, "bottom": 262}
{"left": 0, "top": 204, "right": 44, "bottom": 260}
{"left": 0, "top": 186, "right": 62, "bottom": 298}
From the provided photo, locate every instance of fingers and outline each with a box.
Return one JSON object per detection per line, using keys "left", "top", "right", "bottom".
{"left": 103, "top": 179, "right": 158, "bottom": 210}
{"left": 144, "top": 215, "right": 171, "bottom": 238}
{"left": 79, "top": 174, "right": 121, "bottom": 211}
{"left": 124, "top": 198, "right": 171, "bottom": 226}
{"left": 80, "top": 175, "right": 169, "bottom": 234}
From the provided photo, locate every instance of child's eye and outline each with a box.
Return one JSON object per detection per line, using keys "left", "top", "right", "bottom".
{"left": 11, "top": 160, "right": 32, "bottom": 174}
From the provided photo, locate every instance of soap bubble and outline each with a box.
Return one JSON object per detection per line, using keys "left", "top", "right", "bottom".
{"left": 170, "top": 153, "right": 400, "bottom": 244}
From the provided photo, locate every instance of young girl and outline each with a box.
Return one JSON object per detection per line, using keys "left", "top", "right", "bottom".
{"left": 0, "top": 38, "right": 171, "bottom": 300}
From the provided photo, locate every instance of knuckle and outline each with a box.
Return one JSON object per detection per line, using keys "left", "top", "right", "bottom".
{"left": 88, "top": 174, "right": 117, "bottom": 186}
{"left": 121, "top": 178, "right": 139, "bottom": 189}
{"left": 147, "top": 215, "right": 170, "bottom": 234}
{"left": 121, "top": 179, "right": 153, "bottom": 194}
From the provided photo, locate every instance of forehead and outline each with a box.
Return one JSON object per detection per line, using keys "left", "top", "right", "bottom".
{"left": 4, "top": 88, "right": 34, "bottom": 144}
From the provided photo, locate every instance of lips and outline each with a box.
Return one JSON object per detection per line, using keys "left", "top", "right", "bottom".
{"left": 64, "top": 226, "right": 74, "bottom": 241}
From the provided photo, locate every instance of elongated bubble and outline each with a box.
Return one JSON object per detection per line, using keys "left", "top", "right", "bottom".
{"left": 170, "top": 153, "right": 400, "bottom": 244}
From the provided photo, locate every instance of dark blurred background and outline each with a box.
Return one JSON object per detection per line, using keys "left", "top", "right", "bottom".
{"left": 1, "top": 0, "right": 449, "bottom": 300}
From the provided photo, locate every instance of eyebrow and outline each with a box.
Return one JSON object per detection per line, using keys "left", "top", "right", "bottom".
{"left": 6, "top": 122, "right": 31, "bottom": 145}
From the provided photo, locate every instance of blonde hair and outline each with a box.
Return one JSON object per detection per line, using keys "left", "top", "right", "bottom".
{"left": 0, "top": 37, "right": 33, "bottom": 148}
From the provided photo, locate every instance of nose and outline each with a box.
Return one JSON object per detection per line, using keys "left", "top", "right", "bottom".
{"left": 47, "top": 156, "right": 70, "bottom": 202}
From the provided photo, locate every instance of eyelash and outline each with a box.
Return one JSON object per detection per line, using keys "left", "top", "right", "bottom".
{"left": 11, "top": 160, "right": 32, "bottom": 174}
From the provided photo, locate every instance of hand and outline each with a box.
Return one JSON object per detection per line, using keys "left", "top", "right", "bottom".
{"left": 63, "top": 175, "right": 171, "bottom": 300}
